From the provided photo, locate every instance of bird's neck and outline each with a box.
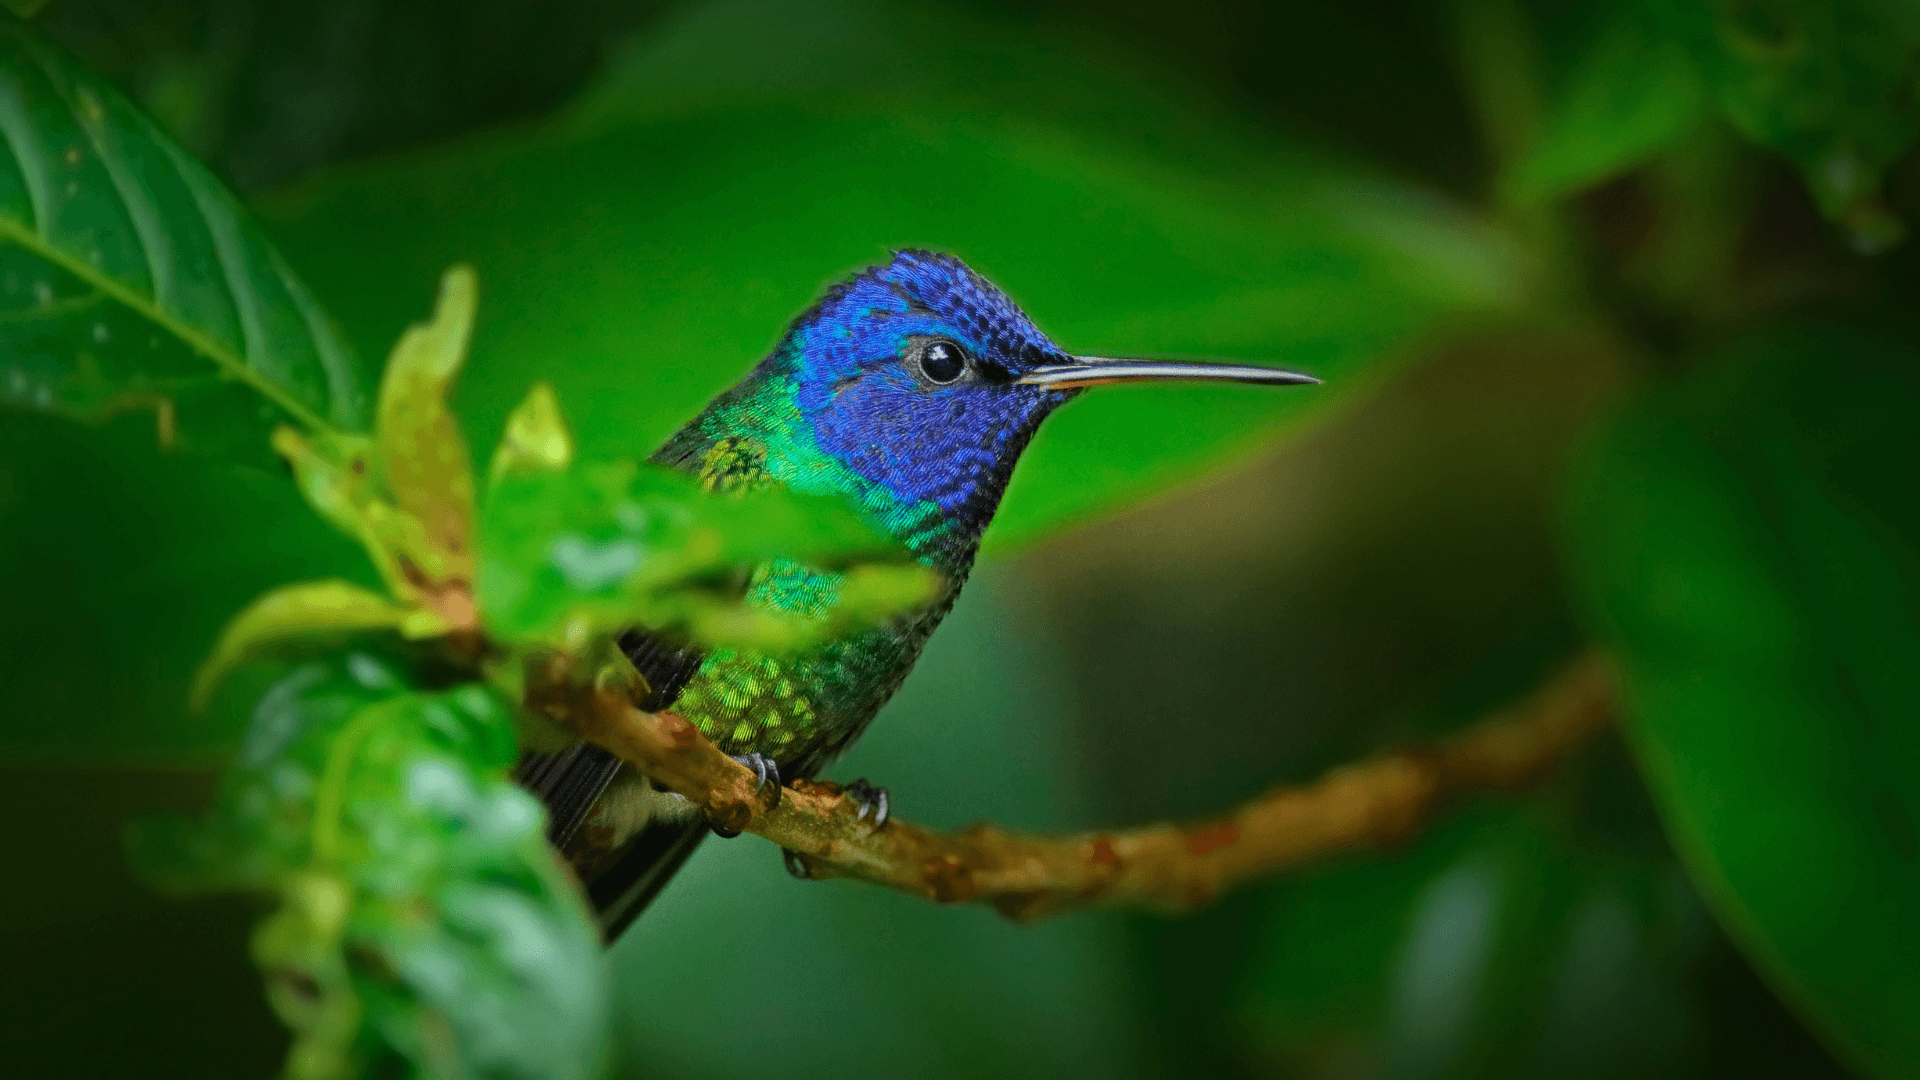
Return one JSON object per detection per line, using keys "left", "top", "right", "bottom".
{"left": 650, "top": 365, "right": 1020, "bottom": 573}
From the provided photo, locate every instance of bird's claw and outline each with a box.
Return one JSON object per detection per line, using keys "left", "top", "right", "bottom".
{"left": 710, "top": 753, "right": 783, "bottom": 838}
{"left": 844, "top": 778, "right": 890, "bottom": 829}
{"left": 782, "top": 848, "right": 813, "bottom": 879}
{"left": 731, "top": 752, "right": 783, "bottom": 810}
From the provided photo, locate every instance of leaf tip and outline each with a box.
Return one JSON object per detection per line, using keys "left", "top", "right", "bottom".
{"left": 490, "top": 380, "right": 575, "bottom": 483}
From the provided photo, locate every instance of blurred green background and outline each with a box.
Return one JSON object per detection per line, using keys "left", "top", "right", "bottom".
{"left": 3, "top": 0, "right": 1916, "bottom": 1077}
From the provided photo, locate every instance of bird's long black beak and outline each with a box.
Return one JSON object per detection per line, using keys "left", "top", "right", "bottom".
{"left": 1014, "top": 357, "right": 1320, "bottom": 391}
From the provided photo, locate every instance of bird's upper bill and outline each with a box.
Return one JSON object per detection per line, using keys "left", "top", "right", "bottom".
{"left": 1014, "top": 357, "right": 1321, "bottom": 391}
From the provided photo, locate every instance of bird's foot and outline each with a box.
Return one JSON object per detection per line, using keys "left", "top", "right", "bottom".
{"left": 734, "top": 753, "right": 783, "bottom": 809}
{"left": 709, "top": 753, "right": 783, "bottom": 838}
{"left": 844, "top": 778, "right": 890, "bottom": 829}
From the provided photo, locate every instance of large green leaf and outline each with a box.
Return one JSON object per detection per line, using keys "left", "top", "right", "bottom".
{"left": 0, "top": 13, "right": 365, "bottom": 452}
{"left": 1648, "top": 0, "right": 1920, "bottom": 248}
{"left": 260, "top": 0, "right": 1525, "bottom": 554}
{"left": 1235, "top": 804, "right": 1706, "bottom": 1078}
{"left": 133, "top": 651, "right": 608, "bottom": 1080}
{"left": 1565, "top": 322, "right": 1920, "bottom": 1078}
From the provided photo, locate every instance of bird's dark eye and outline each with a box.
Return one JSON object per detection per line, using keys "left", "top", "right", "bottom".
{"left": 917, "top": 340, "right": 968, "bottom": 384}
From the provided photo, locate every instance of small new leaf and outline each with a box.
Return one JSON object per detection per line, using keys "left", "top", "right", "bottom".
{"left": 190, "top": 579, "right": 406, "bottom": 713}
{"left": 376, "top": 265, "right": 479, "bottom": 584}
{"left": 490, "top": 380, "right": 574, "bottom": 483}
{"left": 272, "top": 426, "right": 422, "bottom": 603}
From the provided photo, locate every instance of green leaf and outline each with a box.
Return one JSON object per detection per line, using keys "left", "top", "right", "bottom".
{"left": 375, "top": 264, "right": 478, "bottom": 585}
{"left": 134, "top": 652, "right": 608, "bottom": 1080}
{"left": 489, "top": 380, "right": 573, "bottom": 484}
{"left": 477, "top": 455, "right": 936, "bottom": 652}
{"left": 258, "top": 0, "right": 1526, "bottom": 555}
{"left": 1648, "top": 0, "right": 1920, "bottom": 249}
{"left": 1511, "top": 0, "right": 1709, "bottom": 201}
{"left": 267, "top": 269, "right": 487, "bottom": 627}
{"left": 1564, "top": 322, "right": 1920, "bottom": 1079}
{"left": 189, "top": 578, "right": 414, "bottom": 714}
{"left": 0, "top": 13, "right": 366, "bottom": 451}
{"left": 273, "top": 424, "right": 438, "bottom": 605}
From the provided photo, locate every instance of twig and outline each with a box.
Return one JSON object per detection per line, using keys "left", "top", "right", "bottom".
{"left": 529, "top": 649, "right": 1616, "bottom": 922}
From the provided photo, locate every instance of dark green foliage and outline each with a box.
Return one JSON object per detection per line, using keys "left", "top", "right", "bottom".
{"left": 1649, "top": 0, "right": 1920, "bottom": 246}
{"left": 1236, "top": 803, "right": 1705, "bottom": 1078}
{"left": 133, "top": 652, "right": 608, "bottom": 1080}
{"left": 1566, "top": 322, "right": 1920, "bottom": 1078}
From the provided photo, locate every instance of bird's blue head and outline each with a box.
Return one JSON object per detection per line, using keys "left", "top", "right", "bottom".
{"left": 787, "top": 251, "right": 1076, "bottom": 520}
{"left": 664, "top": 251, "right": 1314, "bottom": 565}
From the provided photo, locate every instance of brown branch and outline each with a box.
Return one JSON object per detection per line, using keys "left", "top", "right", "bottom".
{"left": 529, "top": 649, "right": 1617, "bottom": 922}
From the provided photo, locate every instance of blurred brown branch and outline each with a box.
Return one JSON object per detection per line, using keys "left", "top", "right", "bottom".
{"left": 531, "top": 649, "right": 1616, "bottom": 922}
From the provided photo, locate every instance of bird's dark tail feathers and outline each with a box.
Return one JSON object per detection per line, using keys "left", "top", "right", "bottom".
{"left": 514, "top": 743, "right": 710, "bottom": 942}
{"left": 589, "top": 818, "right": 708, "bottom": 941}
{"left": 516, "top": 628, "right": 711, "bottom": 942}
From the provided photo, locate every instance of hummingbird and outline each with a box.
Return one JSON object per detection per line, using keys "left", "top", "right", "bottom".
{"left": 516, "top": 250, "right": 1316, "bottom": 940}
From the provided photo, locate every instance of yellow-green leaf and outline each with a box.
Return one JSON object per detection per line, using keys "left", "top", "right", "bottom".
{"left": 489, "top": 380, "right": 574, "bottom": 484}
{"left": 272, "top": 427, "right": 379, "bottom": 541}
{"left": 376, "top": 264, "right": 479, "bottom": 584}
{"left": 190, "top": 579, "right": 406, "bottom": 712}
{"left": 273, "top": 426, "right": 417, "bottom": 601}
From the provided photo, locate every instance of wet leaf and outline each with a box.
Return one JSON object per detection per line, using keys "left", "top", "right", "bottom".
{"left": 189, "top": 578, "right": 411, "bottom": 713}
{"left": 134, "top": 652, "right": 608, "bottom": 1080}
{"left": 0, "top": 13, "right": 366, "bottom": 451}
{"left": 1566, "top": 321, "right": 1920, "bottom": 1078}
